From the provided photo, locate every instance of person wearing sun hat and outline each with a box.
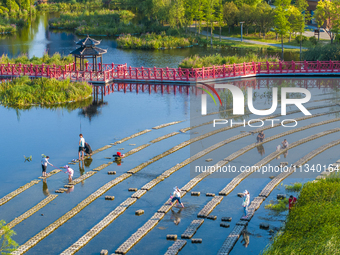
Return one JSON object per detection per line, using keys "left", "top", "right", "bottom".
{"left": 241, "top": 190, "right": 250, "bottom": 219}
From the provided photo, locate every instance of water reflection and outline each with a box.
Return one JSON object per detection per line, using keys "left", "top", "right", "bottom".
{"left": 42, "top": 179, "right": 50, "bottom": 196}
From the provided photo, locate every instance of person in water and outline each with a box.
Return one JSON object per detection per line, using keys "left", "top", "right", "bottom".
{"left": 282, "top": 139, "right": 289, "bottom": 149}
{"left": 170, "top": 187, "right": 184, "bottom": 208}
{"left": 41, "top": 156, "right": 53, "bottom": 177}
{"left": 257, "top": 131, "right": 265, "bottom": 143}
{"left": 78, "top": 134, "right": 85, "bottom": 160}
{"left": 84, "top": 142, "right": 92, "bottom": 157}
{"left": 113, "top": 152, "right": 125, "bottom": 160}
{"left": 64, "top": 165, "right": 74, "bottom": 183}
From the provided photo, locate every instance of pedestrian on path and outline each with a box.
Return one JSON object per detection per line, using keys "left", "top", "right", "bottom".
{"left": 170, "top": 186, "right": 184, "bottom": 208}
{"left": 64, "top": 165, "right": 74, "bottom": 183}
{"left": 41, "top": 156, "right": 53, "bottom": 177}
{"left": 78, "top": 134, "right": 85, "bottom": 160}
{"left": 241, "top": 190, "right": 250, "bottom": 218}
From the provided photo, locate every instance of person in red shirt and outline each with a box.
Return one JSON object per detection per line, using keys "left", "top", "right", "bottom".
{"left": 289, "top": 195, "right": 297, "bottom": 210}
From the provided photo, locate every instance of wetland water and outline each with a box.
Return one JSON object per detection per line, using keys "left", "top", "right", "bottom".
{"left": 0, "top": 12, "right": 340, "bottom": 255}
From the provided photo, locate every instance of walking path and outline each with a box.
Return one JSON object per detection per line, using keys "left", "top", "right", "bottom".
{"left": 198, "top": 29, "right": 307, "bottom": 49}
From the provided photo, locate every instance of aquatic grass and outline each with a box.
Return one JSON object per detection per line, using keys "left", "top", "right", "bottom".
{"left": 285, "top": 182, "right": 302, "bottom": 192}
{"left": 0, "top": 76, "right": 92, "bottom": 106}
{"left": 0, "top": 53, "right": 73, "bottom": 65}
{"left": 262, "top": 177, "right": 340, "bottom": 254}
{"left": 48, "top": 9, "right": 141, "bottom": 36}
{"left": 264, "top": 198, "right": 289, "bottom": 212}
{"left": 179, "top": 53, "right": 279, "bottom": 68}
{"left": 117, "top": 33, "right": 197, "bottom": 49}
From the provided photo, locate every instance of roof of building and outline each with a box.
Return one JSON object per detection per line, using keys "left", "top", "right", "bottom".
{"left": 70, "top": 46, "right": 107, "bottom": 56}
{"left": 75, "top": 35, "right": 101, "bottom": 46}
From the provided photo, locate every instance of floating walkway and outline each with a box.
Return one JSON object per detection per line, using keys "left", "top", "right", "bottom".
{"left": 216, "top": 139, "right": 340, "bottom": 255}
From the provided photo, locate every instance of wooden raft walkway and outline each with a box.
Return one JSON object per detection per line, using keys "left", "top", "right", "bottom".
{"left": 216, "top": 139, "right": 340, "bottom": 255}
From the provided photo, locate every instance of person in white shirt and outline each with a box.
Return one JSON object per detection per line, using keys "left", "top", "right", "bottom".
{"left": 64, "top": 165, "right": 74, "bottom": 182}
{"left": 170, "top": 187, "right": 184, "bottom": 208}
{"left": 78, "top": 134, "right": 85, "bottom": 160}
{"left": 41, "top": 156, "right": 53, "bottom": 177}
{"left": 282, "top": 139, "right": 289, "bottom": 149}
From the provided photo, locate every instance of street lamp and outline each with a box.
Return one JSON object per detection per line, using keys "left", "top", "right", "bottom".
{"left": 239, "top": 22, "right": 245, "bottom": 42}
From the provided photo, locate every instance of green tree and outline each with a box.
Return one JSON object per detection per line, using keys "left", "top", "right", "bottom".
{"left": 0, "top": 220, "right": 18, "bottom": 254}
{"left": 217, "top": 0, "right": 224, "bottom": 41}
{"left": 315, "top": 0, "right": 336, "bottom": 43}
{"left": 238, "top": 4, "right": 254, "bottom": 35}
{"left": 274, "top": 0, "right": 291, "bottom": 60}
{"left": 168, "top": 0, "right": 185, "bottom": 28}
{"left": 223, "top": 1, "right": 238, "bottom": 34}
{"left": 254, "top": 2, "right": 274, "bottom": 39}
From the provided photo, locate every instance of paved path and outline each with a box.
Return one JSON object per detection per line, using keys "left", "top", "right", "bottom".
{"left": 199, "top": 29, "right": 307, "bottom": 49}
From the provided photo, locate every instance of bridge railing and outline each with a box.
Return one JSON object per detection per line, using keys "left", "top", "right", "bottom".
{"left": 1, "top": 61, "right": 339, "bottom": 82}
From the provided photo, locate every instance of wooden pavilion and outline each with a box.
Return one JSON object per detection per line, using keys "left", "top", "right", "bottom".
{"left": 70, "top": 35, "right": 107, "bottom": 71}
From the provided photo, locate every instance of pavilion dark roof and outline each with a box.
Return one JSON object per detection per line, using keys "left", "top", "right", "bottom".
{"left": 76, "top": 35, "right": 101, "bottom": 46}
{"left": 70, "top": 46, "right": 107, "bottom": 56}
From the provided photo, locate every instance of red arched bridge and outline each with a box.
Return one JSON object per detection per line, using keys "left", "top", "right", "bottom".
{"left": 1, "top": 61, "right": 340, "bottom": 84}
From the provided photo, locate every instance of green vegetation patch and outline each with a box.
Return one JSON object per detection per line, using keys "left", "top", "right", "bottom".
{"left": 179, "top": 53, "right": 279, "bottom": 68}
{"left": 0, "top": 53, "right": 73, "bottom": 65}
{"left": 49, "top": 9, "right": 143, "bottom": 36}
{"left": 37, "top": 2, "right": 102, "bottom": 12}
{"left": 262, "top": 177, "right": 340, "bottom": 255}
{"left": 303, "top": 44, "right": 340, "bottom": 61}
{"left": 117, "top": 32, "right": 197, "bottom": 49}
{"left": 0, "top": 76, "right": 92, "bottom": 106}
{"left": 285, "top": 182, "right": 302, "bottom": 192}
{"left": 265, "top": 198, "right": 289, "bottom": 212}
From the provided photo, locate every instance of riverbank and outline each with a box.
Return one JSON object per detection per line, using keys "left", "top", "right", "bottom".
{"left": 0, "top": 53, "right": 73, "bottom": 65}
{"left": 263, "top": 168, "right": 340, "bottom": 254}
{"left": 0, "top": 76, "right": 92, "bottom": 107}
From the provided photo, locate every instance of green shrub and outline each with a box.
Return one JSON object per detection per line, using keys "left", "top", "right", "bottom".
{"left": 294, "top": 35, "right": 308, "bottom": 44}
{"left": 303, "top": 43, "right": 340, "bottom": 61}
{"left": 309, "top": 36, "right": 318, "bottom": 45}
{"left": 262, "top": 177, "right": 340, "bottom": 254}
{"left": 265, "top": 198, "right": 289, "bottom": 212}
{"left": 285, "top": 182, "right": 302, "bottom": 192}
{"left": 178, "top": 53, "right": 279, "bottom": 68}
{"left": 0, "top": 77, "right": 92, "bottom": 106}
{"left": 0, "top": 53, "right": 73, "bottom": 65}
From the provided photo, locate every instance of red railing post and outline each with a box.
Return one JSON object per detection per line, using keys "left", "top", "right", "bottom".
{"left": 141, "top": 66, "right": 144, "bottom": 79}
{"left": 41, "top": 63, "right": 44, "bottom": 76}
{"left": 161, "top": 68, "right": 163, "bottom": 81}
{"left": 29, "top": 63, "right": 32, "bottom": 75}
{"left": 317, "top": 60, "right": 320, "bottom": 72}
{"left": 47, "top": 66, "right": 50, "bottom": 77}
{"left": 178, "top": 67, "right": 182, "bottom": 79}
{"left": 1, "top": 64, "right": 4, "bottom": 75}
{"left": 166, "top": 67, "right": 169, "bottom": 79}
{"left": 103, "top": 70, "right": 106, "bottom": 81}
{"left": 35, "top": 65, "right": 38, "bottom": 77}
{"left": 73, "top": 62, "right": 76, "bottom": 71}
{"left": 12, "top": 64, "right": 14, "bottom": 75}
{"left": 258, "top": 62, "right": 261, "bottom": 74}
{"left": 252, "top": 61, "right": 256, "bottom": 75}
{"left": 292, "top": 61, "right": 295, "bottom": 73}
{"left": 86, "top": 62, "right": 88, "bottom": 72}
{"left": 90, "top": 71, "right": 93, "bottom": 80}
{"left": 279, "top": 61, "right": 282, "bottom": 73}
{"left": 19, "top": 63, "right": 22, "bottom": 75}
{"left": 154, "top": 66, "right": 157, "bottom": 79}
{"left": 304, "top": 60, "right": 307, "bottom": 73}
{"left": 76, "top": 71, "right": 79, "bottom": 80}
{"left": 148, "top": 68, "right": 151, "bottom": 80}
{"left": 233, "top": 64, "right": 236, "bottom": 76}
{"left": 173, "top": 69, "right": 176, "bottom": 80}
{"left": 129, "top": 66, "right": 132, "bottom": 78}
{"left": 212, "top": 65, "right": 215, "bottom": 78}
{"left": 266, "top": 61, "right": 269, "bottom": 74}
{"left": 223, "top": 64, "right": 226, "bottom": 77}
{"left": 330, "top": 60, "right": 334, "bottom": 72}
{"left": 202, "top": 67, "right": 205, "bottom": 79}
{"left": 186, "top": 69, "right": 189, "bottom": 81}
{"left": 98, "top": 62, "right": 101, "bottom": 72}
{"left": 243, "top": 63, "right": 246, "bottom": 75}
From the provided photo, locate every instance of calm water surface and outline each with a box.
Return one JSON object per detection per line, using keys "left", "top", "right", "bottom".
{"left": 0, "top": 12, "right": 339, "bottom": 255}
